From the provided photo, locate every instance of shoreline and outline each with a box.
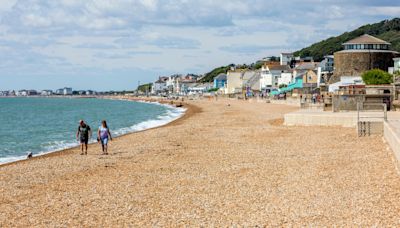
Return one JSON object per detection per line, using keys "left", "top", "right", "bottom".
{"left": 3, "top": 98, "right": 400, "bottom": 226}
{"left": 0, "top": 96, "right": 196, "bottom": 168}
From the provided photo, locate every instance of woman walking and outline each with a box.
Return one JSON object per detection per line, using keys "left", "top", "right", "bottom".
{"left": 98, "top": 120, "right": 112, "bottom": 155}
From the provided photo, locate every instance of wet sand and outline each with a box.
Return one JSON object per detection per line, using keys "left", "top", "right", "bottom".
{"left": 1, "top": 98, "right": 400, "bottom": 226}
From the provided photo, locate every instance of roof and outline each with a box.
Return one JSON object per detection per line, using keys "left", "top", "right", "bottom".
{"left": 242, "top": 71, "right": 259, "bottom": 80}
{"left": 245, "top": 72, "right": 261, "bottom": 88}
{"left": 336, "top": 49, "right": 398, "bottom": 54}
{"left": 295, "top": 72, "right": 306, "bottom": 79}
{"left": 155, "top": 77, "right": 168, "bottom": 83}
{"left": 343, "top": 34, "right": 391, "bottom": 45}
{"left": 295, "top": 62, "right": 319, "bottom": 70}
{"left": 268, "top": 65, "right": 291, "bottom": 71}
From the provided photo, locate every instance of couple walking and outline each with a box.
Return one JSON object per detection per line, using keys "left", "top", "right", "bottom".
{"left": 76, "top": 120, "right": 112, "bottom": 155}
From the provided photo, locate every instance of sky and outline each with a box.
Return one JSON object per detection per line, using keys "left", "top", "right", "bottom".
{"left": 0, "top": 0, "right": 399, "bottom": 91}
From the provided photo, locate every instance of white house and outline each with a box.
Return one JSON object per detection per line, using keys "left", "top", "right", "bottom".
{"left": 63, "top": 87, "right": 72, "bottom": 95}
{"left": 280, "top": 53, "right": 294, "bottom": 66}
{"left": 16, "top": 90, "right": 28, "bottom": 96}
{"left": 187, "top": 83, "right": 212, "bottom": 94}
{"left": 260, "top": 64, "right": 292, "bottom": 91}
{"left": 226, "top": 70, "right": 246, "bottom": 94}
{"left": 277, "top": 72, "right": 293, "bottom": 86}
{"left": 329, "top": 76, "right": 364, "bottom": 93}
{"left": 41, "top": 90, "right": 53, "bottom": 96}
{"left": 152, "top": 76, "right": 168, "bottom": 94}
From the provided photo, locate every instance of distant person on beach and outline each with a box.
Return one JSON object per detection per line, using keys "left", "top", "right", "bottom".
{"left": 98, "top": 120, "right": 112, "bottom": 155}
{"left": 76, "top": 120, "right": 91, "bottom": 155}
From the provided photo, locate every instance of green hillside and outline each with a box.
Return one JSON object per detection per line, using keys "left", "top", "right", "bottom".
{"left": 294, "top": 18, "right": 400, "bottom": 61}
{"left": 199, "top": 65, "right": 233, "bottom": 83}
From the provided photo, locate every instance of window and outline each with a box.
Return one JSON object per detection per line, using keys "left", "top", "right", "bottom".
{"left": 360, "top": 44, "right": 364, "bottom": 49}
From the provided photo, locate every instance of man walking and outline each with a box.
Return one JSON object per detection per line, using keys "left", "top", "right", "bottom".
{"left": 76, "top": 120, "right": 91, "bottom": 155}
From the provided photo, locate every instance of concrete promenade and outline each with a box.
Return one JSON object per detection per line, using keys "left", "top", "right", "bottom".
{"left": 284, "top": 109, "right": 400, "bottom": 127}
{"left": 284, "top": 109, "right": 400, "bottom": 169}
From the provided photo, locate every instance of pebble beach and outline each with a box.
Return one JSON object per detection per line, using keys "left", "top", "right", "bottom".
{"left": 1, "top": 98, "right": 400, "bottom": 226}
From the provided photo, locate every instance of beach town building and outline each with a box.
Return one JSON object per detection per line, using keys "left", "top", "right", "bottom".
{"left": 329, "top": 76, "right": 364, "bottom": 93}
{"left": 16, "top": 90, "right": 28, "bottom": 96}
{"left": 280, "top": 53, "right": 294, "bottom": 66}
{"left": 63, "top": 87, "right": 72, "bottom": 95}
{"left": 318, "top": 55, "right": 334, "bottom": 89}
{"left": 55, "top": 89, "right": 63, "bottom": 95}
{"left": 165, "top": 74, "right": 200, "bottom": 95}
{"left": 332, "top": 34, "right": 399, "bottom": 83}
{"left": 187, "top": 83, "right": 212, "bottom": 95}
{"left": 243, "top": 71, "right": 261, "bottom": 95}
{"left": 41, "top": 90, "right": 53, "bottom": 96}
{"left": 178, "top": 74, "right": 199, "bottom": 95}
{"left": 260, "top": 64, "right": 292, "bottom": 91}
{"left": 0, "top": 91, "right": 9, "bottom": 96}
{"left": 226, "top": 69, "right": 246, "bottom": 94}
{"left": 166, "top": 74, "right": 181, "bottom": 94}
{"left": 293, "top": 62, "right": 320, "bottom": 77}
{"left": 226, "top": 69, "right": 262, "bottom": 95}
{"left": 298, "top": 70, "right": 319, "bottom": 90}
{"left": 320, "top": 55, "right": 334, "bottom": 73}
{"left": 86, "top": 90, "right": 96, "bottom": 95}
{"left": 55, "top": 87, "right": 72, "bottom": 95}
{"left": 213, "top": 73, "right": 227, "bottom": 89}
{"left": 152, "top": 76, "right": 168, "bottom": 94}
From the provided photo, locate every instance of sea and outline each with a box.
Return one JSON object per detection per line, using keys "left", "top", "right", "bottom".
{"left": 0, "top": 97, "right": 185, "bottom": 164}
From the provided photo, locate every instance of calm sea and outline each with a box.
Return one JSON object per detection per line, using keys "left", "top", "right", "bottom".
{"left": 0, "top": 97, "right": 184, "bottom": 164}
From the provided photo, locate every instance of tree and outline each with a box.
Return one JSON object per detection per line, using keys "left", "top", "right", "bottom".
{"left": 199, "top": 65, "right": 232, "bottom": 83}
{"left": 361, "top": 69, "right": 393, "bottom": 85}
{"left": 137, "top": 83, "right": 152, "bottom": 93}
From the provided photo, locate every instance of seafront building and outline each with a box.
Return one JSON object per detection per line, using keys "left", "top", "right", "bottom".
{"left": 55, "top": 87, "right": 73, "bottom": 95}
{"left": 280, "top": 53, "right": 294, "bottom": 66}
{"left": 152, "top": 76, "right": 168, "bottom": 95}
{"left": 226, "top": 69, "right": 246, "bottom": 94}
{"left": 332, "top": 34, "right": 399, "bottom": 83}
{"left": 213, "top": 73, "right": 227, "bottom": 89}
{"left": 225, "top": 69, "right": 262, "bottom": 95}
{"left": 41, "top": 90, "right": 53, "bottom": 96}
{"left": 63, "top": 87, "right": 73, "bottom": 95}
{"left": 260, "top": 64, "right": 292, "bottom": 92}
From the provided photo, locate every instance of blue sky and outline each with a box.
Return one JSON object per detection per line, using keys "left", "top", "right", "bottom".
{"left": 0, "top": 0, "right": 399, "bottom": 91}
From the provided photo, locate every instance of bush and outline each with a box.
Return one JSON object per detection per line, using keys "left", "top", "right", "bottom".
{"left": 361, "top": 69, "right": 393, "bottom": 85}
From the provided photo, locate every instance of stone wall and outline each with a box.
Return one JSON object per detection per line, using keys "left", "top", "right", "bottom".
{"left": 332, "top": 94, "right": 365, "bottom": 112}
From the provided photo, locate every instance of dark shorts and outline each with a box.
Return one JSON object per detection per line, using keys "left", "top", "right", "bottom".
{"left": 80, "top": 137, "right": 88, "bottom": 144}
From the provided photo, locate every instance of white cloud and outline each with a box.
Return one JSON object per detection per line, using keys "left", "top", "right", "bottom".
{"left": 0, "top": 0, "right": 17, "bottom": 12}
{"left": 0, "top": 0, "right": 398, "bottom": 90}
{"left": 365, "top": 6, "right": 400, "bottom": 17}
